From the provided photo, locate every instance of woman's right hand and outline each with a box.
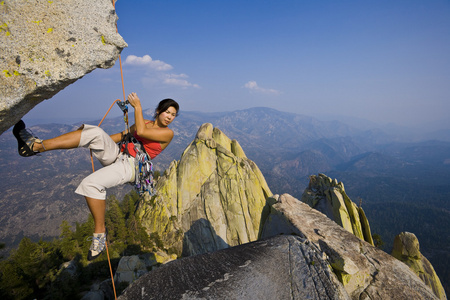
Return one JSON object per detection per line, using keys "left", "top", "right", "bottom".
{"left": 127, "top": 92, "right": 141, "bottom": 109}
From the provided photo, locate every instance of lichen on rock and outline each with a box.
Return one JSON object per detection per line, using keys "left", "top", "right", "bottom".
{"left": 0, "top": 0, "right": 127, "bottom": 134}
{"left": 301, "top": 173, "right": 374, "bottom": 245}
{"left": 137, "top": 123, "right": 272, "bottom": 257}
{"left": 260, "top": 193, "right": 440, "bottom": 300}
{"left": 391, "top": 232, "right": 447, "bottom": 299}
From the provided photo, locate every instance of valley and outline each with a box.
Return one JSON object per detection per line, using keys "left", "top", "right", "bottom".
{"left": 1, "top": 107, "right": 449, "bottom": 293}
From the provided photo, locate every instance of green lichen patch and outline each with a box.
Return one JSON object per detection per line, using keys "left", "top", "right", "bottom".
{"left": 0, "top": 22, "right": 10, "bottom": 36}
{"left": 3, "top": 70, "right": 12, "bottom": 77}
{"left": 333, "top": 269, "right": 351, "bottom": 286}
{"left": 1, "top": 69, "right": 19, "bottom": 77}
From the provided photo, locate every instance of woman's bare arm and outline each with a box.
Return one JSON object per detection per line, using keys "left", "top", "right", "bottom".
{"left": 127, "top": 93, "right": 174, "bottom": 144}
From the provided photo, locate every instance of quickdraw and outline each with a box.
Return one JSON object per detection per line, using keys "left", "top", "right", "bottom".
{"left": 133, "top": 147, "right": 155, "bottom": 195}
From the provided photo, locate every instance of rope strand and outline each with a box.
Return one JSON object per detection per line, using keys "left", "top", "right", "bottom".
{"left": 90, "top": 99, "right": 121, "bottom": 172}
{"left": 87, "top": 2, "right": 127, "bottom": 299}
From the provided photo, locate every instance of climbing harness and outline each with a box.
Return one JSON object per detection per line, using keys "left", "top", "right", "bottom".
{"left": 117, "top": 132, "right": 156, "bottom": 195}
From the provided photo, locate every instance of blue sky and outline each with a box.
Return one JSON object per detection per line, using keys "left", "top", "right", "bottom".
{"left": 25, "top": 0, "right": 450, "bottom": 129}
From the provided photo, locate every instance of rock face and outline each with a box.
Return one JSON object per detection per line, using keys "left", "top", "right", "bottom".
{"left": 120, "top": 193, "right": 441, "bottom": 300}
{"left": 137, "top": 123, "right": 272, "bottom": 257}
{"left": 261, "top": 194, "right": 439, "bottom": 300}
{"left": 118, "top": 235, "right": 350, "bottom": 300}
{"left": 391, "top": 232, "right": 447, "bottom": 300}
{"left": 301, "top": 173, "right": 374, "bottom": 245}
{"left": 0, "top": 0, "right": 127, "bottom": 134}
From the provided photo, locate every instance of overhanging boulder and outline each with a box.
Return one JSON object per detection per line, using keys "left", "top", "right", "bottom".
{"left": 0, "top": 0, "right": 127, "bottom": 135}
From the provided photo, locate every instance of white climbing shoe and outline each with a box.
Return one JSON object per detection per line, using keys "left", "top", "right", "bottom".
{"left": 87, "top": 232, "right": 107, "bottom": 261}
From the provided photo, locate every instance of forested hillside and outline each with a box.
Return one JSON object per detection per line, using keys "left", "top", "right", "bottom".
{"left": 0, "top": 191, "right": 155, "bottom": 299}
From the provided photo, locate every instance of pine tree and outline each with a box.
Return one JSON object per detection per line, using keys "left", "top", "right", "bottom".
{"left": 59, "top": 220, "right": 80, "bottom": 260}
{"left": 106, "top": 195, "right": 127, "bottom": 242}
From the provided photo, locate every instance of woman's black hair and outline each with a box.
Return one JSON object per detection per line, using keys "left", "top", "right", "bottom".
{"left": 154, "top": 98, "right": 179, "bottom": 119}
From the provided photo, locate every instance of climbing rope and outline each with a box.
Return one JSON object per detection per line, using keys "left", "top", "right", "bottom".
{"left": 86, "top": 1, "right": 129, "bottom": 299}
{"left": 90, "top": 99, "right": 123, "bottom": 172}
{"left": 88, "top": 97, "right": 124, "bottom": 300}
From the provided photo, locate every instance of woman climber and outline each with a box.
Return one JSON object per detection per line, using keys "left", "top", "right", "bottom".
{"left": 13, "top": 92, "right": 179, "bottom": 261}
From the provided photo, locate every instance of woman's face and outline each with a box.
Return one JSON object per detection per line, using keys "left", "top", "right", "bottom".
{"left": 158, "top": 106, "right": 177, "bottom": 126}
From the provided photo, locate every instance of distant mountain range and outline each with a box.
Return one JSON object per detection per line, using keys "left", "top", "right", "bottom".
{"left": 1, "top": 107, "right": 449, "bottom": 292}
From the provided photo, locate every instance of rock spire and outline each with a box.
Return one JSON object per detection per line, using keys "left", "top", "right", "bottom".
{"left": 137, "top": 123, "right": 272, "bottom": 257}
{"left": 301, "top": 173, "right": 374, "bottom": 245}
{"left": 391, "top": 232, "right": 447, "bottom": 299}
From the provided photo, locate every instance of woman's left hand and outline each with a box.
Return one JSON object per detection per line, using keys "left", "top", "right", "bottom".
{"left": 127, "top": 92, "right": 141, "bottom": 108}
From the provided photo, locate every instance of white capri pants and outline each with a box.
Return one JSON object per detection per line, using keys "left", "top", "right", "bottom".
{"left": 74, "top": 125, "right": 135, "bottom": 200}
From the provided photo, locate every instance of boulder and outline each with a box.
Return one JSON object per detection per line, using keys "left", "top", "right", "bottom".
{"left": 114, "top": 253, "right": 178, "bottom": 284}
{"left": 391, "top": 232, "right": 447, "bottom": 299}
{"left": 118, "top": 235, "right": 350, "bottom": 300}
{"left": 0, "top": 0, "right": 127, "bottom": 135}
{"left": 137, "top": 123, "right": 272, "bottom": 256}
{"left": 59, "top": 259, "right": 78, "bottom": 277}
{"left": 114, "top": 256, "right": 148, "bottom": 285}
{"left": 81, "top": 279, "right": 115, "bottom": 300}
{"left": 301, "top": 173, "right": 374, "bottom": 245}
{"left": 261, "top": 193, "right": 439, "bottom": 299}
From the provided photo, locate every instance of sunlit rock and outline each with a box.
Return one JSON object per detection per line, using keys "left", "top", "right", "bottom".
{"left": 0, "top": 0, "right": 127, "bottom": 134}
{"left": 114, "top": 256, "right": 147, "bottom": 285}
{"left": 260, "top": 193, "right": 439, "bottom": 299}
{"left": 137, "top": 123, "right": 272, "bottom": 257}
{"left": 391, "top": 232, "right": 447, "bottom": 300}
{"left": 301, "top": 173, "right": 374, "bottom": 245}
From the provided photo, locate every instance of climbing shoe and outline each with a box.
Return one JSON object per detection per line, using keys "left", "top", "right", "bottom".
{"left": 13, "top": 120, "right": 43, "bottom": 157}
{"left": 87, "top": 231, "right": 107, "bottom": 261}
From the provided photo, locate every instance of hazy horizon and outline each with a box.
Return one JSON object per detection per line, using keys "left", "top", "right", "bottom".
{"left": 22, "top": 0, "right": 450, "bottom": 132}
{"left": 23, "top": 105, "right": 450, "bottom": 130}
{"left": 19, "top": 105, "right": 450, "bottom": 145}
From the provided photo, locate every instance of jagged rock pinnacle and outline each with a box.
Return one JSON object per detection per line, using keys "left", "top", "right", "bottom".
{"left": 392, "top": 232, "right": 447, "bottom": 299}
{"left": 301, "top": 173, "right": 374, "bottom": 245}
{"left": 137, "top": 123, "right": 272, "bottom": 257}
